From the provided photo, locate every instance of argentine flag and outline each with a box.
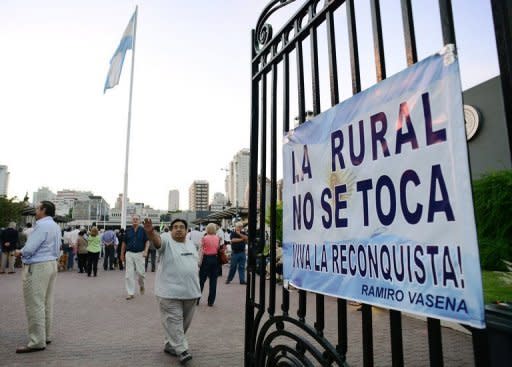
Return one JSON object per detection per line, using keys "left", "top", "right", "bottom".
{"left": 104, "top": 9, "right": 137, "bottom": 93}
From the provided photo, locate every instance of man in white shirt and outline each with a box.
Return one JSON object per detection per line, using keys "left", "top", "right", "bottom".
{"left": 144, "top": 218, "right": 200, "bottom": 365}
{"left": 215, "top": 225, "right": 225, "bottom": 276}
{"left": 186, "top": 226, "right": 203, "bottom": 251}
{"left": 22, "top": 223, "right": 34, "bottom": 238}
{"left": 62, "top": 227, "right": 74, "bottom": 271}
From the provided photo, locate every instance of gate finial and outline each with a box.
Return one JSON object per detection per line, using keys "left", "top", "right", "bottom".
{"left": 254, "top": 0, "right": 298, "bottom": 53}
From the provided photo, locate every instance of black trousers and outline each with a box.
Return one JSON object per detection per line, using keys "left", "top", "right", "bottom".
{"left": 199, "top": 255, "right": 219, "bottom": 306}
{"left": 77, "top": 253, "right": 88, "bottom": 273}
{"left": 145, "top": 249, "right": 156, "bottom": 272}
{"left": 116, "top": 245, "right": 124, "bottom": 270}
{"left": 87, "top": 252, "right": 100, "bottom": 276}
{"left": 103, "top": 245, "right": 115, "bottom": 270}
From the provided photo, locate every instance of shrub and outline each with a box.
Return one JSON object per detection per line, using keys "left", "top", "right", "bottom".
{"left": 472, "top": 170, "right": 512, "bottom": 270}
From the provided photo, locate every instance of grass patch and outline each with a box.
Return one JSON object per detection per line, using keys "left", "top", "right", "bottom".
{"left": 482, "top": 270, "right": 512, "bottom": 304}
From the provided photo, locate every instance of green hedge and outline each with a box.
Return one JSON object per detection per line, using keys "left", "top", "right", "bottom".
{"left": 472, "top": 170, "right": 512, "bottom": 270}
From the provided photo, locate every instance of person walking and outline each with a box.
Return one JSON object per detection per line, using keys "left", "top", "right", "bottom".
{"left": 14, "top": 201, "right": 61, "bottom": 353}
{"left": 86, "top": 227, "right": 101, "bottom": 277}
{"left": 22, "top": 222, "right": 34, "bottom": 238}
{"left": 145, "top": 227, "right": 158, "bottom": 272}
{"left": 186, "top": 226, "right": 203, "bottom": 251}
{"left": 143, "top": 218, "right": 200, "bottom": 365}
{"left": 215, "top": 225, "right": 225, "bottom": 276}
{"left": 1, "top": 222, "right": 18, "bottom": 274}
{"left": 102, "top": 229, "right": 118, "bottom": 271}
{"left": 121, "top": 215, "right": 149, "bottom": 300}
{"left": 225, "top": 222, "right": 247, "bottom": 285}
{"left": 116, "top": 228, "right": 125, "bottom": 270}
{"left": 198, "top": 223, "right": 221, "bottom": 306}
{"left": 76, "top": 230, "right": 88, "bottom": 273}
{"left": 61, "top": 227, "right": 73, "bottom": 271}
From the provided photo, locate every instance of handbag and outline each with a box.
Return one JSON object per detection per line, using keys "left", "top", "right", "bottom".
{"left": 218, "top": 245, "right": 228, "bottom": 265}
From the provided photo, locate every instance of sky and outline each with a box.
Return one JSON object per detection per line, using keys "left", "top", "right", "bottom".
{"left": 0, "top": 0, "right": 499, "bottom": 210}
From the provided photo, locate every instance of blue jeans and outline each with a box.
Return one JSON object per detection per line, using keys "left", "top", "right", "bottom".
{"left": 65, "top": 247, "right": 74, "bottom": 270}
{"left": 227, "top": 252, "right": 246, "bottom": 283}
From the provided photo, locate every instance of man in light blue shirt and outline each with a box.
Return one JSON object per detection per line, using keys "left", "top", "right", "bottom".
{"left": 14, "top": 201, "right": 61, "bottom": 354}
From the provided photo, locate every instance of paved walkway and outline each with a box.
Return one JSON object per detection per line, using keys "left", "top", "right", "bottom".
{"left": 0, "top": 264, "right": 475, "bottom": 366}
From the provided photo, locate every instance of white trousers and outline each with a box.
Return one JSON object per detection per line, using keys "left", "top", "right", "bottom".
{"left": 22, "top": 261, "right": 57, "bottom": 348}
{"left": 157, "top": 297, "right": 196, "bottom": 354}
{"left": 125, "top": 251, "right": 145, "bottom": 296}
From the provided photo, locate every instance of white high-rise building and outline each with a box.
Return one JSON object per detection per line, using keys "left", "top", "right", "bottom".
{"left": 54, "top": 189, "right": 92, "bottom": 216}
{"left": 0, "top": 165, "right": 9, "bottom": 197}
{"left": 210, "top": 192, "right": 227, "bottom": 212}
{"left": 189, "top": 180, "right": 209, "bottom": 211}
{"left": 168, "top": 190, "right": 179, "bottom": 211}
{"left": 227, "top": 148, "right": 250, "bottom": 207}
{"left": 33, "top": 186, "right": 56, "bottom": 204}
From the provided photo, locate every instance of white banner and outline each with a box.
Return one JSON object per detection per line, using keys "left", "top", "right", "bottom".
{"left": 282, "top": 46, "right": 485, "bottom": 328}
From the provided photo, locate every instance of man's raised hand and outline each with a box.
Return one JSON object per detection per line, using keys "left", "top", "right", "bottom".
{"left": 143, "top": 218, "right": 153, "bottom": 233}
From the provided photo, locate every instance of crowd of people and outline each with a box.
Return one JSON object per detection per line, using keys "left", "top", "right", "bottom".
{"left": 3, "top": 202, "right": 261, "bottom": 365}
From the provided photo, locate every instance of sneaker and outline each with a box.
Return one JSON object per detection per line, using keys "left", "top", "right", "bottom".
{"left": 126, "top": 295, "right": 134, "bottom": 300}
{"left": 179, "top": 351, "right": 192, "bottom": 364}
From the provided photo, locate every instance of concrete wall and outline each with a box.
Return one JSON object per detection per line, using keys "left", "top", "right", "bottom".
{"left": 464, "top": 76, "right": 512, "bottom": 179}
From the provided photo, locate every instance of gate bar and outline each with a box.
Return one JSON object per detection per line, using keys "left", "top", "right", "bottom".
{"left": 390, "top": 310, "right": 404, "bottom": 367}
{"left": 370, "top": 0, "right": 386, "bottom": 81}
{"left": 325, "top": 8, "right": 339, "bottom": 105}
{"left": 281, "top": 50, "right": 290, "bottom": 318}
{"left": 347, "top": 0, "right": 361, "bottom": 95}
{"left": 308, "top": 3, "right": 326, "bottom": 338}
{"left": 246, "top": 30, "right": 260, "bottom": 367}
{"left": 438, "top": 0, "right": 456, "bottom": 45}
{"left": 283, "top": 49, "right": 291, "bottom": 133}
{"left": 258, "top": 72, "right": 268, "bottom": 312}
{"left": 427, "top": 317, "right": 444, "bottom": 367}
{"left": 400, "top": 0, "right": 418, "bottom": 65}
{"left": 295, "top": 19, "right": 306, "bottom": 124}
{"left": 362, "top": 304, "right": 374, "bottom": 367}
{"left": 268, "top": 63, "right": 278, "bottom": 317}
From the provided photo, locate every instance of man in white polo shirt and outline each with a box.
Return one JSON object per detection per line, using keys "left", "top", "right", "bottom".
{"left": 143, "top": 217, "right": 200, "bottom": 365}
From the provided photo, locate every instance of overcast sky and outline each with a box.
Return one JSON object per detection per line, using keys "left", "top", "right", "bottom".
{"left": 0, "top": 0, "right": 499, "bottom": 210}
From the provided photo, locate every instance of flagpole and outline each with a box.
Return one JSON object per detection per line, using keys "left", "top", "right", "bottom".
{"left": 121, "top": 5, "right": 138, "bottom": 230}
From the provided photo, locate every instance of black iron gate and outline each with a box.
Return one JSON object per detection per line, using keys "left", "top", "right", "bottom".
{"left": 246, "top": 0, "right": 512, "bottom": 366}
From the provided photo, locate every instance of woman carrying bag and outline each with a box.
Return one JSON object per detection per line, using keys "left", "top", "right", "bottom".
{"left": 198, "top": 223, "right": 221, "bottom": 306}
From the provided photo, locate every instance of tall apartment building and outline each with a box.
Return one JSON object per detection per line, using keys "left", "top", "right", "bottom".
{"left": 210, "top": 192, "right": 227, "bottom": 212}
{"left": 115, "top": 193, "right": 130, "bottom": 209}
{"left": 73, "top": 196, "right": 110, "bottom": 222}
{"left": 227, "top": 148, "right": 250, "bottom": 207}
{"left": 189, "top": 180, "right": 209, "bottom": 211}
{"left": 33, "top": 186, "right": 56, "bottom": 204}
{"left": 168, "top": 189, "right": 179, "bottom": 211}
{"left": 0, "top": 165, "right": 9, "bottom": 197}
{"left": 54, "top": 189, "right": 93, "bottom": 216}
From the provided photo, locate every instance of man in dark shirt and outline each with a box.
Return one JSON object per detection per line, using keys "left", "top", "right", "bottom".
{"left": 121, "top": 215, "right": 149, "bottom": 300}
{"left": 1, "top": 222, "right": 19, "bottom": 274}
{"left": 226, "top": 222, "right": 247, "bottom": 285}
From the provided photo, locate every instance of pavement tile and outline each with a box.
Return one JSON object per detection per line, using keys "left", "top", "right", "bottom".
{"left": 0, "top": 264, "right": 474, "bottom": 366}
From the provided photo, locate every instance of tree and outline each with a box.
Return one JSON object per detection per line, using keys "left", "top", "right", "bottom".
{"left": 265, "top": 201, "right": 283, "bottom": 243}
{"left": 0, "top": 196, "right": 25, "bottom": 228}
